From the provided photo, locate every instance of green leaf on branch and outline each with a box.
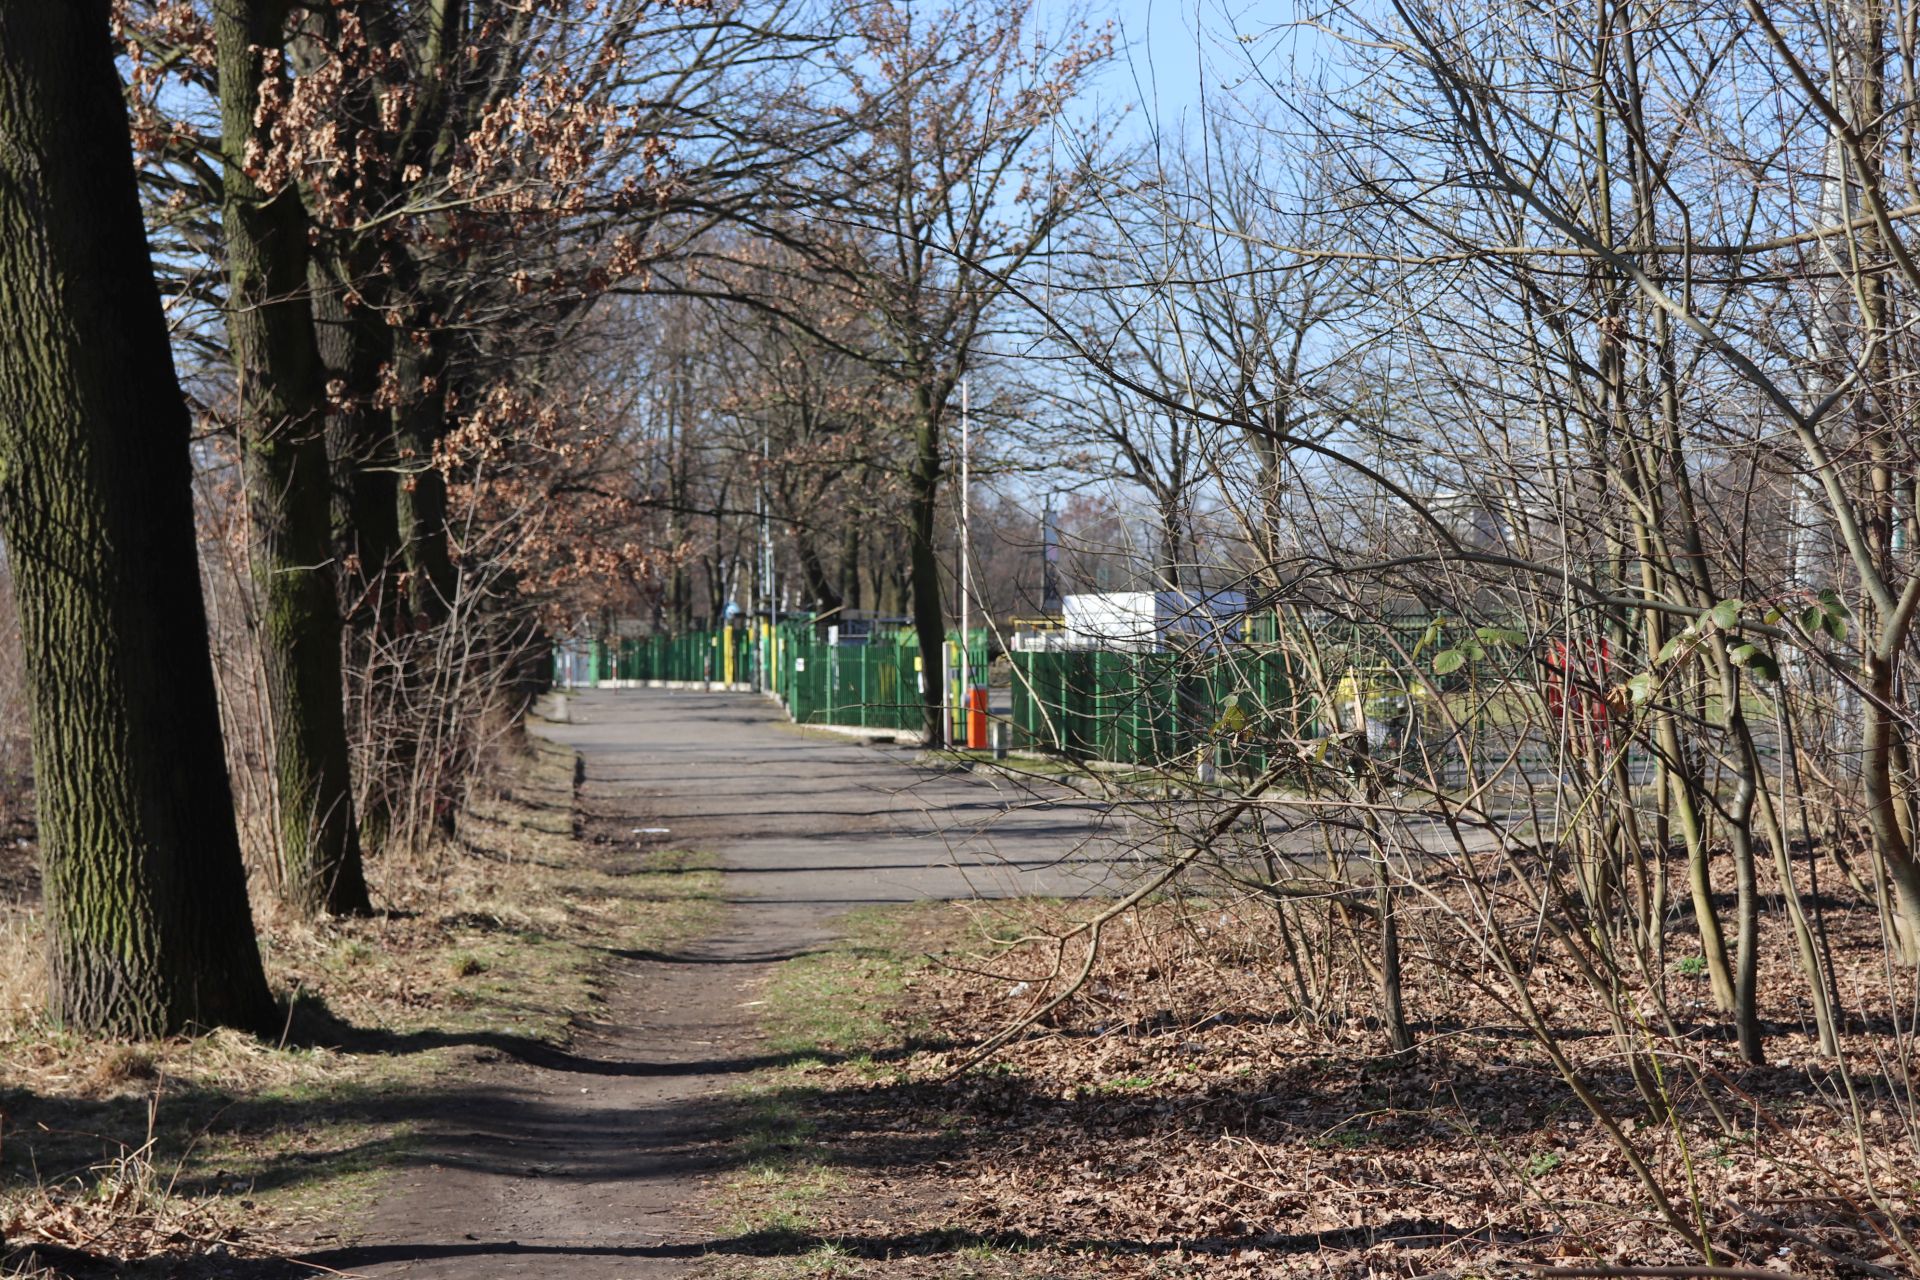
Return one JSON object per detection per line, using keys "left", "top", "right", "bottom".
{"left": 1818, "top": 589, "right": 1849, "bottom": 641}
{"left": 1728, "top": 641, "right": 1780, "bottom": 682}
{"left": 1214, "top": 696, "right": 1248, "bottom": 735}
{"left": 1475, "top": 626, "right": 1527, "bottom": 647}
{"left": 1626, "top": 672, "right": 1654, "bottom": 704}
{"left": 1432, "top": 649, "right": 1467, "bottom": 675}
{"left": 1656, "top": 634, "right": 1687, "bottom": 665}
{"left": 1710, "top": 599, "right": 1742, "bottom": 631}
{"left": 1798, "top": 591, "right": 1850, "bottom": 643}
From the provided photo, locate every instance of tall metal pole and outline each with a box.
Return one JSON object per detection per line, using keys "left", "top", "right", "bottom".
{"left": 752, "top": 445, "right": 764, "bottom": 691}
{"left": 761, "top": 430, "right": 774, "bottom": 691}
{"left": 959, "top": 375, "right": 971, "bottom": 744}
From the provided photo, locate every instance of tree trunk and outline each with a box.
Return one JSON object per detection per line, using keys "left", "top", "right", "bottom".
{"left": 906, "top": 398, "right": 947, "bottom": 746}
{"left": 1157, "top": 487, "right": 1186, "bottom": 592}
{"left": 1376, "top": 854, "right": 1415, "bottom": 1056}
{"left": 390, "top": 305, "right": 458, "bottom": 625}
{"left": 216, "top": 0, "right": 371, "bottom": 918}
{"left": 1248, "top": 403, "right": 1288, "bottom": 589}
{"left": 840, "top": 519, "right": 862, "bottom": 612}
{"left": 312, "top": 253, "right": 402, "bottom": 631}
{"left": 0, "top": 0, "right": 275, "bottom": 1034}
{"left": 311, "top": 252, "right": 402, "bottom": 853}
{"left": 1862, "top": 654, "right": 1920, "bottom": 959}
{"left": 794, "top": 530, "right": 843, "bottom": 614}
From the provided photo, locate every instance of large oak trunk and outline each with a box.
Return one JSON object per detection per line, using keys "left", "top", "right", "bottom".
{"left": 0, "top": 0, "right": 275, "bottom": 1033}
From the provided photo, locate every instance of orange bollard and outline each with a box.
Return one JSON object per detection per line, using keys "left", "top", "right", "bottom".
{"left": 966, "top": 686, "right": 989, "bottom": 750}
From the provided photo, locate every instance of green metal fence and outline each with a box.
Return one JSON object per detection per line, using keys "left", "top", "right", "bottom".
{"left": 563, "top": 619, "right": 1298, "bottom": 763}
{"left": 559, "top": 621, "right": 989, "bottom": 741}
{"left": 615, "top": 630, "right": 735, "bottom": 683}
{"left": 1000, "top": 612, "right": 1620, "bottom": 780}
{"left": 554, "top": 627, "right": 758, "bottom": 686}
{"left": 559, "top": 610, "right": 1684, "bottom": 787}
{"left": 1009, "top": 642, "right": 1305, "bottom": 768}
{"left": 775, "top": 623, "right": 987, "bottom": 738}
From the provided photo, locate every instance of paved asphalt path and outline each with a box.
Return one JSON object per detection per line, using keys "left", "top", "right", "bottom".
{"left": 309, "top": 688, "right": 1134, "bottom": 1278}
{"left": 559, "top": 688, "right": 1136, "bottom": 906}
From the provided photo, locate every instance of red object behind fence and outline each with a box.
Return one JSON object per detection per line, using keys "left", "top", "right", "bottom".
{"left": 1542, "top": 638, "right": 1615, "bottom": 750}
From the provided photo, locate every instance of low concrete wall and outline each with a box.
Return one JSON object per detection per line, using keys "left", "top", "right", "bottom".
{"left": 569, "top": 679, "right": 932, "bottom": 746}
{"left": 592, "top": 679, "right": 755, "bottom": 693}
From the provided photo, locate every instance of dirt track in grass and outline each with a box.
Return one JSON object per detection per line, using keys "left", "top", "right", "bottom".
{"left": 290, "top": 687, "right": 1131, "bottom": 1279}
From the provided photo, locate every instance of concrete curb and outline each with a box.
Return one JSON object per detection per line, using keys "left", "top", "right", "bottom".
{"left": 784, "top": 720, "right": 930, "bottom": 746}
{"left": 588, "top": 679, "right": 756, "bottom": 693}
{"left": 558, "top": 679, "right": 931, "bottom": 746}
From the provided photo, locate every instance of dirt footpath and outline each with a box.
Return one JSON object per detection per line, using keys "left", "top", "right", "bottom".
{"left": 301, "top": 689, "right": 1129, "bottom": 1277}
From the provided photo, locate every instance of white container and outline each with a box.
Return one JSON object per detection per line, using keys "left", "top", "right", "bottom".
{"left": 1061, "top": 589, "right": 1247, "bottom": 653}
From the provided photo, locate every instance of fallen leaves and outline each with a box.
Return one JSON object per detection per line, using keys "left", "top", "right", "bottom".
{"left": 719, "top": 886, "right": 1920, "bottom": 1278}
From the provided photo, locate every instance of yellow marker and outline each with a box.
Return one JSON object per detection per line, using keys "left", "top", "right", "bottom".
{"left": 950, "top": 641, "right": 962, "bottom": 741}
{"left": 723, "top": 626, "right": 736, "bottom": 684}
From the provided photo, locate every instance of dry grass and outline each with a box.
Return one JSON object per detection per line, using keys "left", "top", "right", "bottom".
{"left": 1, "top": 1102, "right": 268, "bottom": 1271}
{"left": 0, "top": 725, "right": 723, "bottom": 1273}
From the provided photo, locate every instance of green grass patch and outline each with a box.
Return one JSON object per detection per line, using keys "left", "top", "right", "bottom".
{"left": 756, "top": 905, "right": 946, "bottom": 1062}
{"left": 1089, "top": 1073, "right": 1159, "bottom": 1094}
{"left": 707, "top": 903, "right": 958, "bottom": 1273}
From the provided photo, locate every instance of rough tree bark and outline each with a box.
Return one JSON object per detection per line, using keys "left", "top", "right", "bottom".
{"left": 839, "top": 521, "right": 862, "bottom": 612}
{"left": 311, "top": 255, "right": 402, "bottom": 630}
{"left": 390, "top": 320, "right": 458, "bottom": 624}
{"left": 906, "top": 387, "right": 948, "bottom": 746}
{"left": 311, "top": 253, "right": 403, "bottom": 853}
{"left": 0, "top": 0, "right": 275, "bottom": 1034}
{"left": 215, "top": 0, "right": 372, "bottom": 917}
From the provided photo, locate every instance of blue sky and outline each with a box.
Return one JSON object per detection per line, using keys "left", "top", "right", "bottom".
{"left": 1093, "top": 0, "right": 1345, "bottom": 146}
{"left": 1106, "top": 0, "right": 1210, "bottom": 134}
{"left": 1104, "top": 0, "right": 1265, "bottom": 148}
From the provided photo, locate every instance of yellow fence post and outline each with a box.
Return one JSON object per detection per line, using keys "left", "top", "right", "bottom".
{"left": 946, "top": 641, "right": 959, "bottom": 743}
{"left": 723, "top": 626, "right": 736, "bottom": 684}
